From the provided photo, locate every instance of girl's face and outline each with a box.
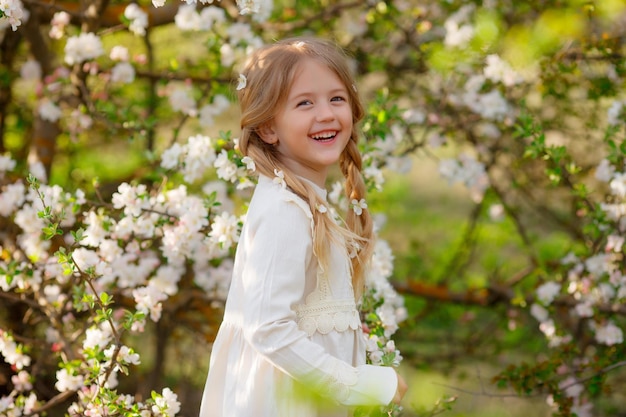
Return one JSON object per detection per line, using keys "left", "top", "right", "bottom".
{"left": 261, "top": 57, "right": 353, "bottom": 187}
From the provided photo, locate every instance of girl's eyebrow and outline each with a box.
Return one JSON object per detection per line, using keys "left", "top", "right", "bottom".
{"left": 288, "top": 87, "right": 348, "bottom": 100}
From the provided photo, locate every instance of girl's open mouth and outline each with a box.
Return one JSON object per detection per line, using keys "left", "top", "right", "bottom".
{"left": 310, "top": 131, "right": 337, "bottom": 142}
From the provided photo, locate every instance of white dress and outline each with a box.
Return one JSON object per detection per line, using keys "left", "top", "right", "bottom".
{"left": 199, "top": 175, "right": 397, "bottom": 417}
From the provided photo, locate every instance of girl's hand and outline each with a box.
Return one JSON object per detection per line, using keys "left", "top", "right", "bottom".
{"left": 392, "top": 372, "right": 408, "bottom": 404}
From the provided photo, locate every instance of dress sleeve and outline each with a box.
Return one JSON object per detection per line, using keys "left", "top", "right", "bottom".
{"left": 241, "top": 193, "right": 397, "bottom": 406}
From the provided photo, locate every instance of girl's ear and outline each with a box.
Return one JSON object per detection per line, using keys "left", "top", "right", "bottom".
{"left": 257, "top": 122, "right": 279, "bottom": 145}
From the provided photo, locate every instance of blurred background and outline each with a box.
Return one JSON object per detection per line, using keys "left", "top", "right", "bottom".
{"left": 1, "top": 1, "right": 626, "bottom": 416}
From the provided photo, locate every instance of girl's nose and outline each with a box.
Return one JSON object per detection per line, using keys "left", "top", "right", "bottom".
{"left": 316, "top": 102, "right": 335, "bottom": 122}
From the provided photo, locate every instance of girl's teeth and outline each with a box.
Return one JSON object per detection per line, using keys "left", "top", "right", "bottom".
{"left": 312, "top": 132, "right": 336, "bottom": 139}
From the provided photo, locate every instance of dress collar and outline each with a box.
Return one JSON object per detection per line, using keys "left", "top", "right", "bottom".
{"left": 258, "top": 174, "right": 328, "bottom": 201}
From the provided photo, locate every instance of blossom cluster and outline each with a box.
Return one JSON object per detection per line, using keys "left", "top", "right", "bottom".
{"left": 0, "top": 0, "right": 26, "bottom": 31}
{"left": 362, "top": 240, "right": 407, "bottom": 365}
{"left": 438, "top": 153, "right": 490, "bottom": 203}
{"left": 415, "top": 3, "right": 626, "bottom": 414}
{"left": 0, "top": 133, "right": 246, "bottom": 414}
{"left": 528, "top": 158, "right": 626, "bottom": 347}
{"left": 7, "top": 5, "right": 264, "bottom": 141}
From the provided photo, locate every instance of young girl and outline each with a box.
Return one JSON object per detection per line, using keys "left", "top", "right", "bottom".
{"left": 199, "top": 37, "right": 407, "bottom": 417}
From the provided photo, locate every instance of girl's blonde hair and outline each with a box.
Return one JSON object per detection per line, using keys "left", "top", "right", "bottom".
{"left": 237, "top": 37, "right": 374, "bottom": 298}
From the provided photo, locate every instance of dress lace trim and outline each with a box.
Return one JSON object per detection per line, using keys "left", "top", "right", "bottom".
{"left": 294, "top": 296, "right": 361, "bottom": 337}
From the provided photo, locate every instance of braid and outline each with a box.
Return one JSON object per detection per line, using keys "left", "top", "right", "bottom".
{"left": 340, "top": 138, "right": 374, "bottom": 298}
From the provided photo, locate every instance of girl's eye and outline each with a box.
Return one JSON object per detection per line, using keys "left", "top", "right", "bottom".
{"left": 331, "top": 96, "right": 346, "bottom": 102}
{"left": 297, "top": 100, "right": 312, "bottom": 106}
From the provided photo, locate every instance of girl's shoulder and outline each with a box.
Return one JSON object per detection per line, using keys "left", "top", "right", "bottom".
{"left": 248, "top": 174, "right": 314, "bottom": 226}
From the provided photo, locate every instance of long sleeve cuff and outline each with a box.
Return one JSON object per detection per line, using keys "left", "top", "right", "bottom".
{"left": 342, "top": 365, "right": 398, "bottom": 406}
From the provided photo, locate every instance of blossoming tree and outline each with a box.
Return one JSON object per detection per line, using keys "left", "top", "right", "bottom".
{"left": 1, "top": 0, "right": 626, "bottom": 416}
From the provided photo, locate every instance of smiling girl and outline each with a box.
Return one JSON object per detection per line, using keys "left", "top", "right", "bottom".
{"left": 199, "top": 37, "right": 407, "bottom": 417}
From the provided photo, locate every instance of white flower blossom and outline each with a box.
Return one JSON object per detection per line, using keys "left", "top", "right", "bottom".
{"left": 363, "top": 165, "right": 385, "bottom": 191}
{"left": 80, "top": 211, "right": 108, "bottom": 247}
{"left": 0, "top": 153, "right": 16, "bottom": 173}
{"left": 530, "top": 303, "right": 549, "bottom": 322}
{"left": 595, "top": 158, "right": 615, "bottom": 182}
{"left": 214, "top": 150, "right": 238, "bottom": 183}
{"left": 402, "top": 108, "right": 425, "bottom": 124}
{"left": 606, "top": 234, "right": 624, "bottom": 253}
{"left": 0, "top": 181, "right": 25, "bottom": 216}
{"left": 20, "top": 59, "right": 41, "bottom": 81}
{"left": 133, "top": 285, "right": 167, "bottom": 322}
{"left": 160, "top": 143, "right": 183, "bottom": 170}
{"left": 168, "top": 86, "right": 197, "bottom": 116}
{"left": 29, "top": 160, "right": 47, "bottom": 182}
{"left": 273, "top": 169, "right": 286, "bottom": 188}
{"left": 55, "top": 368, "right": 84, "bottom": 392}
{"left": 220, "top": 43, "right": 236, "bottom": 67}
{"left": 584, "top": 253, "right": 609, "bottom": 278}
{"left": 610, "top": 172, "right": 626, "bottom": 197}
{"left": 195, "top": 258, "right": 233, "bottom": 298}
{"left": 474, "top": 89, "right": 510, "bottom": 120}
{"left": 439, "top": 153, "right": 489, "bottom": 202}
{"left": 241, "top": 156, "right": 256, "bottom": 172}
{"left": 112, "top": 182, "right": 149, "bottom": 217}
{"left": 174, "top": 4, "right": 202, "bottom": 31}
{"left": 236, "top": 27, "right": 263, "bottom": 48}
{"left": 150, "top": 265, "right": 184, "bottom": 296}
{"left": 351, "top": 198, "right": 367, "bottom": 216}
{"left": 0, "top": 332, "right": 31, "bottom": 369}
{"left": 64, "top": 32, "right": 104, "bottom": 65}
{"left": 488, "top": 204, "right": 504, "bottom": 221}
{"left": 110, "top": 45, "right": 130, "bottom": 62}
{"left": 574, "top": 301, "right": 594, "bottom": 318}
{"left": 368, "top": 349, "right": 383, "bottom": 365}
{"left": 594, "top": 320, "right": 623, "bottom": 346}
{"left": 200, "top": 6, "right": 226, "bottom": 28}
{"left": 199, "top": 94, "right": 230, "bottom": 127}
{"left": 607, "top": 100, "right": 623, "bottom": 126}
{"left": 175, "top": 4, "right": 225, "bottom": 31}
{"left": 104, "top": 344, "right": 141, "bottom": 365}
{"left": 484, "top": 54, "right": 523, "bottom": 86}
{"left": 49, "top": 11, "right": 70, "bottom": 39}
{"left": 236, "top": 73, "right": 247, "bottom": 90}
{"left": 111, "top": 62, "right": 135, "bottom": 84}
{"left": 38, "top": 99, "right": 62, "bottom": 122}
{"left": 68, "top": 109, "right": 93, "bottom": 136}
{"left": 444, "top": 21, "right": 474, "bottom": 47}
{"left": 0, "top": 0, "right": 26, "bottom": 31}
{"left": 83, "top": 326, "right": 112, "bottom": 350}
{"left": 11, "top": 370, "right": 32, "bottom": 391}
{"left": 124, "top": 4, "right": 148, "bottom": 36}
{"left": 316, "top": 203, "right": 328, "bottom": 214}
{"left": 365, "top": 335, "right": 380, "bottom": 352}
{"left": 536, "top": 281, "right": 561, "bottom": 306}
{"left": 152, "top": 388, "right": 181, "bottom": 416}
{"left": 474, "top": 122, "right": 501, "bottom": 139}
{"left": 72, "top": 247, "right": 102, "bottom": 272}
{"left": 234, "top": 0, "right": 272, "bottom": 21}
{"left": 539, "top": 318, "right": 556, "bottom": 338}
{"left": 209, "top": 211, "right": 240, "bottom": 251}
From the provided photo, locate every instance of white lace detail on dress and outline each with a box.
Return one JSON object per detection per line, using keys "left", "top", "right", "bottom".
{"left": 295, "top": 297, "right": 361, "bottom": 337}
{"left": 294, "top": 271, "right": 360, "bottom": 337}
